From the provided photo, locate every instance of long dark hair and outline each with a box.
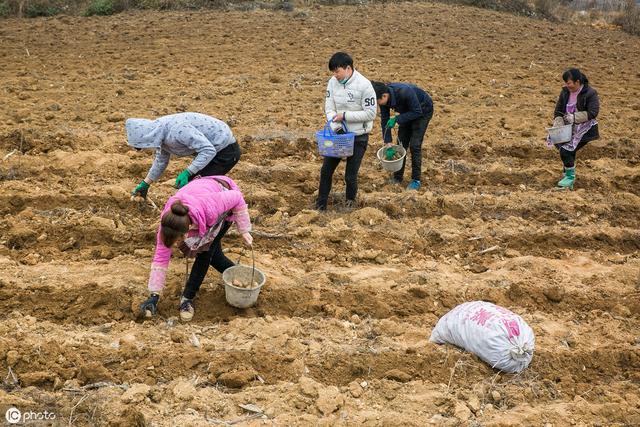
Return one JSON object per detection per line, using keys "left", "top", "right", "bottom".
{"left": 562, "top": 68, "right": 589, "bottom": 87}
{"left": 160, "top": 200, "right": 191, "bottom": 247}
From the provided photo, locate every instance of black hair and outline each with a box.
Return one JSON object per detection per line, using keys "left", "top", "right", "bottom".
{"left": 371, "top": 81, "right": 390, "bottom": 100}
{"left": 328, "top": 52, "right": 353, "bottom": 71}
{"left": 562, "top": 68, "right": 589, "bottom": 87}
{"left": 160, "top": 200, "right": 191, "bottom": 247}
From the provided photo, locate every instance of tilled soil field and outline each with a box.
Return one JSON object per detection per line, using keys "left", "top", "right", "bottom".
{"left": 0, "top": 3, "right": 639, "bottom": 426}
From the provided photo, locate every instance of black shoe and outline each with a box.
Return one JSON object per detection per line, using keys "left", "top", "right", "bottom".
{"left": 180, "top": 299, "right": 195, "bottom": 321}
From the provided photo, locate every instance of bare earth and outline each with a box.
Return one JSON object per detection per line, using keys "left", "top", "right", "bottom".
{"left": 0, "top": 3, "right": 639, "bottom": 426}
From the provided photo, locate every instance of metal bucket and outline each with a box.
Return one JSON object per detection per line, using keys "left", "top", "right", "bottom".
{"left": 546, "top": 124, "right": 572, "bottom": 144}
{"left": 222, "top": 263, "right": 265, "bottom": 309}
{"left": 376, "top": 146, "right": 407, "bottom": 172}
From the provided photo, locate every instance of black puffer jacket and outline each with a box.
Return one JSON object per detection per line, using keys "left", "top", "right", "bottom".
{"left": 554, "top": 85, "right": 600, "bottom": 142}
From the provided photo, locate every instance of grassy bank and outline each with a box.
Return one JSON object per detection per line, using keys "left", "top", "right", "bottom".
{"left": 0, "top": 0, "right": 638, "bottom": 36}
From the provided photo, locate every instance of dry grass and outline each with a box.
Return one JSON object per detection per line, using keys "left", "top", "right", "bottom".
{"left": 614, "top": 0, "right": 640, "bottom": 35}
{"left": 440, "top": 0, "right": 535, "bottom": 16}
{"left": 533, "top": 0, "right": 558, "bottom": 19}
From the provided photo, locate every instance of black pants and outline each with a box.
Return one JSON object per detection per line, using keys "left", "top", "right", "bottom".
{"left": 394, "top": 111, "right": 432, "bottom": 182}
{"left": 190, "top": 142, "right": 241, "bottom": 180}
{"left": 316, "top": 134, "right": 368, "bottom": 210}
{"left": 557, "top": 139, "right": 589, "bottom": 168}
{"left": 182, "top": 221, "right": 234, "bottom": 300}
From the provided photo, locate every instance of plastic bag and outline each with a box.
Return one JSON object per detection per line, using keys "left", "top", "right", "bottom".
{"left": 430, "top": 301, "right": 535, "bottom": 373}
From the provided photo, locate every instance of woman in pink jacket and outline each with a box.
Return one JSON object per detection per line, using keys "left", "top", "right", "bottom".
{"left": 140, "top": 176, "right": 253, "bottom": 321}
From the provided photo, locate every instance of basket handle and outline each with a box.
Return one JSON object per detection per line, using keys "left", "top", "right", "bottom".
{"left": 323, "top": 116, "right": 350, "bottom": 136}
{"left": 322, "top": 120, "right": 335, "bottom": 137}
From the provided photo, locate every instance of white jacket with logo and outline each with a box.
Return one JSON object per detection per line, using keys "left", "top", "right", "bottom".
{"left": 324, "top": 70, "right": 377, "bottom": 136}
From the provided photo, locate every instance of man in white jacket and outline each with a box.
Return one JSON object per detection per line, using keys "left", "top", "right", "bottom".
{"left": 316, "top": 52, "right": 377, "bottom": 211}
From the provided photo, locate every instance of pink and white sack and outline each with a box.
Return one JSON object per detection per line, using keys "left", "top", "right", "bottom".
{"left": 429, "top": 301, "right": 535, "bottom": 373}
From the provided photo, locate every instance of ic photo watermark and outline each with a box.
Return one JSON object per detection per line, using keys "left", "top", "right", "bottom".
{"left": 5, "top": 407, "right": 56, "bottom": 424}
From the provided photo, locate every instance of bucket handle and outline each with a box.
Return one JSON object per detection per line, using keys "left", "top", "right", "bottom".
{"left": 236, "top": 247, "right": 256, "bottom": 287}
{"left": 382, "top": 125, "right": 401, "bottom": 146}
{"left": 322, "top": 116, "right": 350, "bottom": 137}
{"left": 382, "top": 125, "right": 392, "bottom": 144}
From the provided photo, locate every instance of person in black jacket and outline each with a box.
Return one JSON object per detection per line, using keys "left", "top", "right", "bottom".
{"left": 372, "top": 82, "right": 434, "bottom": 190}
{"left": 550, "top": 68, "right": 600, "bottom": 190}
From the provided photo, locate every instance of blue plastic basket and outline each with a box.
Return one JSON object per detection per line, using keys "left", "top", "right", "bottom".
{"left": 315, "top": 120, "right": 355, "bottom": 158}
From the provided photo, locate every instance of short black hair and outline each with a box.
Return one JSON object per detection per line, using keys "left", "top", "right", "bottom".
{"left": 371, "top": 81, "right": 389, "bottom": 100}
{"left": 562, "top": 68, "right": 589, "bottom": 87}
{"left": 328, "top": 52, "right": 353, "bottom": 71}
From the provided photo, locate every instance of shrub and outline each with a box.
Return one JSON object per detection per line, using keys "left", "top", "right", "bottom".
{"left": 0, "top": 0, "right": 10, "bottom": 17}
{"left": 84, "top": 0, "right": 117, "bottom": 15}
{"left": 614, "top": 0, "right": 640, "bottom": 35}
{"left": 494, "top": 0, "right": 535, "bottom": 15}
{"left": 134, "top": 0, "right": 207, "bottom": 10}
{"left": 25, "top": 1, "right": 60, "bottom": 16}
{"left": 534, "top": 0, "right": 559, "bottom": 19}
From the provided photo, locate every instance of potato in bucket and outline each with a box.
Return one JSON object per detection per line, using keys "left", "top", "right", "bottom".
{"left": 376, "top": 145, "right": 407, "bottom": 173}
{"left": 222, "top": 264, "right": 266, "bottom": 308}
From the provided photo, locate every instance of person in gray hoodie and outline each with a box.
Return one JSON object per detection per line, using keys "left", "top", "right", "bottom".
{"left": 126, "top": 112, "right": 241, "bottom": 199}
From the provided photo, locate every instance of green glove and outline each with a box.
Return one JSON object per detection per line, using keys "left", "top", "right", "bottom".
{"left": 386, "top": 116, "right": 397, "bottom": 129}
{"left": 175, "top": 169, "right": 191, "bottom": 189}
{"left": 132, "top": 180, "right": 150, "bottom": 199}
{"left": 384, "top": 146, "right": 397, "bottom": 160}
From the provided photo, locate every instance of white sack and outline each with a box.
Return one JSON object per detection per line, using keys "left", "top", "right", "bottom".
{"left": 430, "top": 301, "right": 535, "bottom": 373}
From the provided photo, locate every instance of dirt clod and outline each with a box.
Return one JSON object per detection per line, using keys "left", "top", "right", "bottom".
{"left": 217, "top": 370, "right": 258, "bottom": 389}
{"left": 77, "top": 362, "right": 114, "bottom": 385}
{"left": 543, "top": 285, "right": 565, "bottom": 303}
{"left": 384, "top": 369, "right": 412, "bottom": 383}
{"left": 316, "top": 386, "right": 344, "bottom": 415}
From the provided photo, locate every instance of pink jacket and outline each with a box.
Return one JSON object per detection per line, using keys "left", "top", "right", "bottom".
{"left": 148, "top": 176, "right": 251, "bottom": 293}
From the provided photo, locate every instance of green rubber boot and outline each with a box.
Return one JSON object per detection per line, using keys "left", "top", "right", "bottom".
{"left": 557, "top": 167, "right": 575, "bottom": 190}
{"left": 556, "top": 169, "right": 565, "bottom": 187}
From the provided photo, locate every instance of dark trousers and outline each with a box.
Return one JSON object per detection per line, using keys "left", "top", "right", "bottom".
{"left": 190, "top": 142, "right": 241, "bottom": 180}
{"left": 316, "top": 134, "right": 368, "bottom": 210}
{"left": 182, "top": 221, "right": 234, "bottom": 300}
{"left": 394, "top": 111, "right": 432, "bottom": 182}
{"left": 557, "top": 139, "right": 589, "bottom": 168}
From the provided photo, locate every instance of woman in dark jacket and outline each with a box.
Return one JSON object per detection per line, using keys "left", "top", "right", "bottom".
{"left": 550, "top": 68, "right": 600, "bottom": 190}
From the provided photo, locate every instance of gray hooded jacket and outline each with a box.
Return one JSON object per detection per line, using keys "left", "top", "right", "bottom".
{"left": 126, "top": 112, "right": 235, "bottom": 182}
